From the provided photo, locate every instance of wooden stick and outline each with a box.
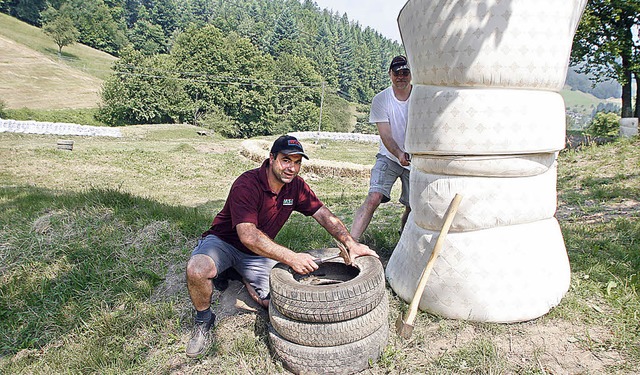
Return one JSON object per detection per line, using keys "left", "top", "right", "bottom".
{"left": 397, "top": 193, "right": 463, "bottom": 338}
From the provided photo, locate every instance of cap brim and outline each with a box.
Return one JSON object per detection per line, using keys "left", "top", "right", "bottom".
{"left": 281, "top": 150, "right": 309, "bottom": 160}
{"left": 392, "top": 64, "right": 410, "bottom": 72}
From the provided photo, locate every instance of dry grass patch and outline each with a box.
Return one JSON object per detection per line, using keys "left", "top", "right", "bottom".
{"left": 0, "top": 35, "right": 105, "bottom": 109}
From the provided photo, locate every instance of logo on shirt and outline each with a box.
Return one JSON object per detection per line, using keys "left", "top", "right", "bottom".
{"left": 283, "top": 198, "right": 294, "bottom": 206}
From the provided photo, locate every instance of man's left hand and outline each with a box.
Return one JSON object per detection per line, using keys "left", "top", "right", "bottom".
{"left": 347, "top": 242, "right": 378, "bottom": 262}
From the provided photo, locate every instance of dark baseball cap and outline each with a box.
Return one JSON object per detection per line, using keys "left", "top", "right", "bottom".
{"left": 389, "top": 55, "right": 410, "bottom": 72}
{"left": 270, "top": 135, "right": 309, "bottom": 159}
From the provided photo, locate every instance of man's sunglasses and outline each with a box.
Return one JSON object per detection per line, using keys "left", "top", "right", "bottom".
{"left": 392, "top": 70, "right": 411, "bottom": 77}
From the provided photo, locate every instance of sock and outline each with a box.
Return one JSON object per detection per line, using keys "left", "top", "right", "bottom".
{"left": 195, "top": 308, "right": 212, "bottom": 323}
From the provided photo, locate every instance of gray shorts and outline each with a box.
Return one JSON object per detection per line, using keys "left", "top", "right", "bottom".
{"left": 369, "top": 154, "right": 410, "bottom": 206}
{"left": 191, "top": 234, "right": 278, "bottom": 300}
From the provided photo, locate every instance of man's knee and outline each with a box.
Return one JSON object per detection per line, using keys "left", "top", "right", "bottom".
{"left": 365, "top": 192, "right": 384, "bottom": 208}
{"left": 186, "top": 254, "right": 217, "bottom": 280}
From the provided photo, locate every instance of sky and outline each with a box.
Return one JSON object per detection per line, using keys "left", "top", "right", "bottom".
{"left": 312, "top": 0, "right": 406, "bottom": 43}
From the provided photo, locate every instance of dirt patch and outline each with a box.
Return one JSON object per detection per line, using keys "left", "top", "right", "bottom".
{"left": 395, "top": 316, "right": 622, "bottom": 374}
{"left": 557, "top": 198, "right": 640, "bottom": 224}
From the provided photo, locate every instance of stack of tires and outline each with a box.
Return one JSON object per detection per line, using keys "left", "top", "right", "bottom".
{"left": 268, "top": 248, "right": 388, "bottom": 375}
{"left": 385, "top": 0, "right": 588, "bottom": 323}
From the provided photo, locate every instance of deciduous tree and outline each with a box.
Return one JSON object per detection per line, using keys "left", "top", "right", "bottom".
{"left": 571, "top": 0, "right": 640, "bottom": 117}
{"left": 41, "top": 6, "right": 79, "bottom": 55}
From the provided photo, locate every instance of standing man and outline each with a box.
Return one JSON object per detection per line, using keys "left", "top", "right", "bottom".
{"left": 351, "top": 55, "right": 412, "bottom": 241}
{"left": 185, "top": 135, "right": 377, "bottom": 358}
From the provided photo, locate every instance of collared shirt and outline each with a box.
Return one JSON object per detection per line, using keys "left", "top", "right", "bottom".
{"left": 202, "top": 159, "right": 323, "bottom": 254}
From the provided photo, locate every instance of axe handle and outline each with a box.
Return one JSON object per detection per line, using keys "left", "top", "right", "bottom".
{"left": 404, "top": 193, "right": 463, "bottom": 325}
{"left": 313, "top": 254, "right": 340, "bottom": 265}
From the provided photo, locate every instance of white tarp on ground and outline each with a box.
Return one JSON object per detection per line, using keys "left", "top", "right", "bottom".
{"left": 288, "top": 131, "right": 379, "bottom": 143}
{"left": 0, "top": 119, "right": 122, "bottom": 137}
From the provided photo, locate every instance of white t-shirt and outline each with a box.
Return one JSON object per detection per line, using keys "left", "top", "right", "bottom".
{"left": 369, "top": 86, "right": 410, "bottom": 169}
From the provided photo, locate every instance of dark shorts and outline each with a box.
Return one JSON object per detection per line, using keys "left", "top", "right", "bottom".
{"left": 369, "top": 154, "right": 410, "bottom": 206}
{"left": 191, "top": 234, "right": 278, "bottom": 300}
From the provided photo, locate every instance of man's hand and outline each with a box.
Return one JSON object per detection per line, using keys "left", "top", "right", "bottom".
{"left": 398, "top": 151, "right": 411, "bottom": 166}
{"left": 237, "top": 222, "right": 319, "bottom": 275}
{"left": 287, "top": 252, "right": 320, "bottom": 275}
{"left": 346, "top": 241, "right": 378, "bottom": 264}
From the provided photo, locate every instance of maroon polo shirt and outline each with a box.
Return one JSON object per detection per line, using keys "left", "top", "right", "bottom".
{"left": 202, "top": 159, "right": 323, "bottom": 255}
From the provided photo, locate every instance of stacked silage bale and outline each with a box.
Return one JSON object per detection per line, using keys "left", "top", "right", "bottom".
{"left": 386, "top": 0, "right": 588, "bottom": 323}
{"left": 619, "top": 118, "right": 639, "bottom": 138}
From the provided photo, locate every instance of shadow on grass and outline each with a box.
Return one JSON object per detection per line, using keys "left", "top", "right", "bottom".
{"left": 0, "top": 184, "right": 223, "bottom": 355}
{"left": 43, "top": 47, "right": 79, "bottom": 62}
{"left": 563, "top": 217, "right": 640, "bottom": 284}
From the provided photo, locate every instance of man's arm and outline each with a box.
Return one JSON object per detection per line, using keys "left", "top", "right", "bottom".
{"left": 377, "top": 122, "right": 410, "bottom": 166}
{"left": 236, "top": 222, "right": 319, "bottom": 274}
{"left": 312, "top": 206, "right": 379, "bottom": 261}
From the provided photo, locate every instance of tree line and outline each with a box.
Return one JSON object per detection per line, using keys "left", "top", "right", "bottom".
{"left": 565, "top": 67, "right": 622, "bottom": 100}
{"left": 2, "top": 0, "right": 638, "bottom": 129}
{"left": 1, "top": 0, "right": 402, "bottom": 136}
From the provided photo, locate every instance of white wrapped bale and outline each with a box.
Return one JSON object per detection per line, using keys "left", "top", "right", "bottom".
{"left": 410, "top": 163, "right": 558, "bottom": 232}
{"left": 619, "top": 118, "right": 638, "bottom": 138}
{"left": 405, "top": 85, "right": 567, "bottom": 155}
{"left": 386, "top": 217, "right": 570, "bottom": 323}
{"left": 398, "top": 0, "right": 587, "bottom": 90}
{"left": 411, "top": 153, "right": 557, "bottom": 177}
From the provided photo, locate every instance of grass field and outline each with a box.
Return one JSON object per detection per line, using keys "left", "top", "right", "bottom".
{"left": 1, "top": 125, "right": 638, "bottom": 374}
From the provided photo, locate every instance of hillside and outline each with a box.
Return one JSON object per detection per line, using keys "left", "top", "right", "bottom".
{"left": 0, "top": 13, "right": 116, "bottom": 109}
{"left": 560, "top": 86, "right": 621, "bottom": 115}
{"left": 0, "top": 12, "right": 622, "bottom": 115}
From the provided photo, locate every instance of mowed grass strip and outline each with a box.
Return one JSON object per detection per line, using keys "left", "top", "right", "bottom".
{"left": 0, "top": 13, "right": 116, "bottom": 80}
{"left": 0, "top": 13, "right": 116, "bottom": 110}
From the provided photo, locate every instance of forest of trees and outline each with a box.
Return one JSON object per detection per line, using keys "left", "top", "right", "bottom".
{"left": 565, "top": 67, "right": 622, "bottom": 100}
{"left": 2, "top": 0, "right": 638, "bottom": 133}
{"left": 1, "top": 0, "right": 403, "bottom": 136}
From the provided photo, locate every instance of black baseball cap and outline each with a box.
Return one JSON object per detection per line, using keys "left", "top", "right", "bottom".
{"left": 270, "top": 135, "right": 309, "bottom": 159}
{"left": 389, "top": 55, "right": 410, "bottom": 72}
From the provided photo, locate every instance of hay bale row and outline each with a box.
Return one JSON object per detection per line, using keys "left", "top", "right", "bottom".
{"left": 240, "top": 139, "right": 372, "bottom": 178}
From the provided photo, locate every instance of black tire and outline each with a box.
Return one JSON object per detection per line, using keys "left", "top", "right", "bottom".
{"left": 269, "top": 293, "right": 388, "bottom": 347}
{"left": 268, "top": 322, "right": 389, "bottom": 375}
{"left": 270, "top": 248, "right": 386, "bottom": 323}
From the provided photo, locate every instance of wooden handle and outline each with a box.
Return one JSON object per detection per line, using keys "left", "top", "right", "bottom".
{"left": 404, "top": 193, "right": 463, "bottom": 325}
